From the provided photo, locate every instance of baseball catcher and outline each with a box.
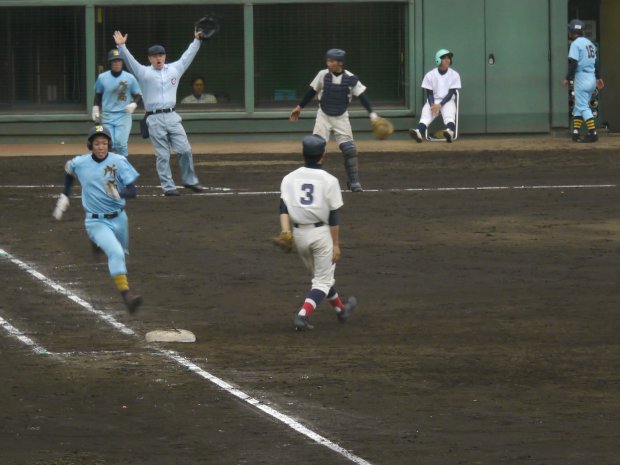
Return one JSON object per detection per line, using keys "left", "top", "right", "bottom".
{"left": 195, "top": 14, "right": 219, "bottom": 41}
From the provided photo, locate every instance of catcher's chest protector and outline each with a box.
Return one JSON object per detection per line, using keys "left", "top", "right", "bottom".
{"left": 320, "top": 72, "right": 358, "bottom": 116}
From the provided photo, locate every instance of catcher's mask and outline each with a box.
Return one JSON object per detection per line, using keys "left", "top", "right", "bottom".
{"left": 87, "top": 125, "right": 112, "bottom": 150}
{"left": 302, "top": 135, "right": 326, "bottom": 162}
{"left": 568, "top": 19, "right": 585, "bottom": 36}
{"left": 435, "top": 49, "right": 453, "bottom": 66}
{"left": 326, "top": 48, "right": 346, "bottom": 62}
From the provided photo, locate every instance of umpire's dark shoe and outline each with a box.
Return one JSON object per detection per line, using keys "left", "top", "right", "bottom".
{"left": 164, "top": 189, "right": 180, "bottom": 196}
{"left": 347, "top": 182, "right": 363, "bottom": 193}
{"left": 292, "top": 314, "right": 314, "bottom": 331}
{"left": 183, "top": 183, "right": 205, "bottom": 193}
{"left": 123, "top": 293, "right": 143, "bottom": 314}
{"left": 337, "top": 296, "right": 357, "bottom": 323}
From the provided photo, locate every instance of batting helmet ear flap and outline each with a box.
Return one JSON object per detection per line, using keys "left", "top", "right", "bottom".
{"left": 87, "top": 142, "right": 93, "bottom": 150}
{"left": 435, "top": 48, "right": 453, "bottom": 66}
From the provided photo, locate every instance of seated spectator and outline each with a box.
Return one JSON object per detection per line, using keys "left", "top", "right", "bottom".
{"left": 181, "top": 76, "right": 217, "bottom": 104}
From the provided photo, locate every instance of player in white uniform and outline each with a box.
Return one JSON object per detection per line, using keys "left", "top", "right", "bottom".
{"left": 290, "top": 49, "right": 383, "bottom": 192}
{"left": 409, "top": 49, "right": 461, "bottom": 143}
{"left": 279, "top": 135, "right": 357, "bottom": 331}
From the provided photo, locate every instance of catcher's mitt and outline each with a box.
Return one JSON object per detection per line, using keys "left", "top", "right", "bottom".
{"left": 195, "top": 14, "right": 220, "bottom": 41}
{"left": 371, "top": 116, "right": 394, "bottom": 140}
{"left": 272, "top": 231, "right": 295, "bottom": 253}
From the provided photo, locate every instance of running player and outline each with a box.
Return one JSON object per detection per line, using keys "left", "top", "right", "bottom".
{"left": 52, "top": 125, "right": 142, "bottom": 313}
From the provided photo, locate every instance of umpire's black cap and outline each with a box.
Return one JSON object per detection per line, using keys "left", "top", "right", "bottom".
{"left": 148, "top": 44, "right": 166, "bottom": 56}
{"left": 302, "top": 135, "right": 326, "bottom": 161}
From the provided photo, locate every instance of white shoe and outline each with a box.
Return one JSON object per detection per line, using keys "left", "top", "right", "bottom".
{"left": 444, "top": 128, "right": 455, "bottom": 143}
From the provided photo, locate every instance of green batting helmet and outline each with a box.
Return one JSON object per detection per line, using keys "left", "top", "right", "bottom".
{"left": 435, "top": 49, "right": 453, "bottom": 66}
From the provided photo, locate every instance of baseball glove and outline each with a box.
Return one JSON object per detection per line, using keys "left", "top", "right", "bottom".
{"left": 272, "top": 231, "right": 295, "bottom": 253}
{"left": 195, "top": 14, "right": 220, "bottom": 41}
{"left": 371, "top": 116, "right": 394, "bottom": 140}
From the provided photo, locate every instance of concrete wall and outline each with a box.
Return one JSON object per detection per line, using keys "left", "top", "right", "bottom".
{"left": 599, "top": 0, "right": 620, "bottom": 132}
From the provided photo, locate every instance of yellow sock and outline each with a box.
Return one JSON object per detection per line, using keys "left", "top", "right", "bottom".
{"left": 585, "top": 118, "right": 595, "bottom": 131}
{"left": 573, "top": 117, "right": 583, "bottom": 130}
{"left": 113, "top": 274, "right": 129, "bottom": 292}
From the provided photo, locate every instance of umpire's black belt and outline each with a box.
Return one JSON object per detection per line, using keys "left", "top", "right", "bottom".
{"left": 145, "top": 107, "right": 175, "bottom": 116}
{"left": 294, "top": 222, "right": 325, "bottom": 228}
{"left": 87, "top": 208, "right": 124, "bottom": 219}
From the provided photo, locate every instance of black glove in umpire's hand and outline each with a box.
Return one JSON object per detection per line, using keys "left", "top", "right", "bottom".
{"left": 195, "top": 14, "right": 219, "bottom": 41}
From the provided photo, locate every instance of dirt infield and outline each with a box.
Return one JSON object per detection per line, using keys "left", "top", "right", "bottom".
{"left": 1, "top": 142, "right": 620, "bottom": 465}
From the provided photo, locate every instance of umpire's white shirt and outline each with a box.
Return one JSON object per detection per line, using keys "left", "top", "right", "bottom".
{"left": 117, "top": 40, "right": 201, "bottom": 112}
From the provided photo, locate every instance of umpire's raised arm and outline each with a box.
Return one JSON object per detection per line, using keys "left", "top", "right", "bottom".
{"left": 113, "top": 31, "right": 145, "bottom": 79}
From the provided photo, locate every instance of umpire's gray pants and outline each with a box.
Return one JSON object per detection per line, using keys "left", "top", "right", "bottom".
{"left": 146, "top": 112, "right": 200, "bottom": 192}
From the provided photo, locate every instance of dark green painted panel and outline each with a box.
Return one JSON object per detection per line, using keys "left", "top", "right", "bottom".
{"left": 485, "top": 0, "right": 550, "bottom": 132}
{"left": 421, "top": 0, "right": 486, "bottom": 133}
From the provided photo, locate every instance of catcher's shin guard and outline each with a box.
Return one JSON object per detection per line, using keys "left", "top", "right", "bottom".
{"left": 339, "top": 141, "right": 362, "bottom": 192}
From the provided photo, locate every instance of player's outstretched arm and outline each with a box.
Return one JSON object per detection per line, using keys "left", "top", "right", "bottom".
{"left": 52, "top": 173, "right": 74, "bottom": 220}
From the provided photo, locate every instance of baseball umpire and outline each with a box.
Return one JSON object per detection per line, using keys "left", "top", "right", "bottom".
{"left": 52, "top": 125, "right": 142, "bottom": 313}
{"left": 92, "top": 48, "right": 142, "bottom": 156}
{"left": 113, "top": 29, "right": 206, "bottom": 196}
{"left": 276, "top": 134, "right": 357, "bottom": 331}
{"left": 289, "top": 49, "right": 384, "bottom": 193}
{"left": 562, "top": 19, "right": 605, "bottom": 143}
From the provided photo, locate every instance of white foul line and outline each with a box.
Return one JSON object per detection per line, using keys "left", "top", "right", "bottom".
{"left": 0, "top": 248, "right": 375, "bottom": 465}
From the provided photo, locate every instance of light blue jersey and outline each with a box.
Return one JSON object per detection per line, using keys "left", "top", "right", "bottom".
{"left": 568, "top": 36, "right": 597, "bottom": 120}
{"left": 568, "top": 37, "right": 597, "bottom": 74}
{"left": 94, "top": 70, "right": 141, "bottom": 114}
{"left": 118, "top": 40, "right": 201, "bottom": 111}
{"left": 66, "top": 152, "right": 139, "bottom": 215}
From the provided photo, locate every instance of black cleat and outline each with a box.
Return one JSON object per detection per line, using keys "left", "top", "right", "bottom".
{"left": 164, "top": 189, "right": 180, "bottom": 196}
{"left": 292, "top": 314, "right": 314, "bottom": 331}
{"left": 183, "top": 183, "right": 206, "bottom": 193}
{"left": 337, "top": 296, "right": 357, "bottom": 323}
{"left": 123, "top": 293, "right": 143, "bottom": 314}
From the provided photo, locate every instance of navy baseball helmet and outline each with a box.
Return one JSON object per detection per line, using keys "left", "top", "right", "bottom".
{"left": 108, "top": 48, "right": 122, "bottom": 62}
{"left": 568, "top": 19, "right": 585, "bottom": 35}
{"left": 326, "top": 48, "right": 346, "bottom": 62}
{"left": 302, "top": 135, "right": 326, "bottom": 161}
{"left": 87, "top": 125, "right": 112, "bottom": 148}
{"left": 148, "top": 44, "right": 166, "bottom": 56}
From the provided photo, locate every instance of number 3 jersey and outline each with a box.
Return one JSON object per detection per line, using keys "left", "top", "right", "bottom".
{"left": 280, "top": 165, "right": 344, "bottom": 225}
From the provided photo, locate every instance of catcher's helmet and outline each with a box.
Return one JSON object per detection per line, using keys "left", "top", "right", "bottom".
{"left": 302, "top": 135, "right": 326, "bottom": 160}
{"left": 87, "top": 125, "right": 112, "bottom": 149}
{"left": 108, "top": 48, "right": 122, "bottom": 62}
{"left": 568, "top": 19, "right": 585, "bottom": 35}
{"left": 326, "top": 48, "right": 346, "bottom": 62}
{"left": 435, "top": 49, "right": 453, "bottom": 66}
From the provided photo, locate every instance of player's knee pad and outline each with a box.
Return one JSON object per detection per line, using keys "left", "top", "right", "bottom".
{"left": 339, "top": 141, "right": 357, "bottom": 158}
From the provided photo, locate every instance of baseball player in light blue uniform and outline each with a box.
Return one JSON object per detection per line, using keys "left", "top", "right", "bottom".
{"left": 92, "top": 49, "right": 142, "bottom": 156}
{"left": 52, "top": 125, "right": 142, "bottom": 313}
{"left": 563, "top": 19, "right": 604, "bottom": 143}
{"left": 113, "top": 30, "right": 205, "bottom": 196}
